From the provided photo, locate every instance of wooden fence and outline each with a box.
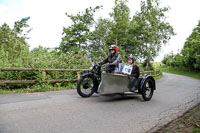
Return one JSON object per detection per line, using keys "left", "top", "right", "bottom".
{"left": 0, "top": 67, "right": 161, "bottom": 84}
{"left": 140, "top": 70, "right": 161, "bottom": 77}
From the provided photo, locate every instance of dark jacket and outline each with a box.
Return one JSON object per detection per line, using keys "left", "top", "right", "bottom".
{"left": 130, "top": 64, "right": 140, "bottom": 78}
{"left": 99, "top": 52, "right": 122, "bottom": 72}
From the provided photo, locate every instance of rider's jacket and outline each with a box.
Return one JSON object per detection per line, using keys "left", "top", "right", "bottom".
{"left": 99, "top": 52, "right": 122, "bottom": 73}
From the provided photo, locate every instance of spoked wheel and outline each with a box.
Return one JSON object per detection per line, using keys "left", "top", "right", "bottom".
{"left": 77, "top": 76, "right": 96, "bottom": 97}
{"left": 141, "top": 78, "right": 154, "bottom": 101}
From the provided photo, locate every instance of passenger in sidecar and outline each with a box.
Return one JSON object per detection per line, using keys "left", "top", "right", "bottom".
{"left": 118, "top": 54, "right": 140, "bottom": 91}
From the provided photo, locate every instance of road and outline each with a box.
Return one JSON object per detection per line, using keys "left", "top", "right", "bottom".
{"left": 0, "top": 73, "right": 200, "bottom": 133}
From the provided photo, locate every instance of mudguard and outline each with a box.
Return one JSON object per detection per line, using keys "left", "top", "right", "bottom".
{"left": 80, "top": 70, "right": 90, "bottom": 76}
{"left": 139, "top": 75, "right": 156, "bottom": 90}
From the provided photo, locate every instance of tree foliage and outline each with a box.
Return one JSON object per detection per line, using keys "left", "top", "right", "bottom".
{"left": 132, "top": 0, "right": 174, "bottom": 69}
{"left": 89, "top": 18, "right": 112, "bottom": 62}
{"left": 107, "top": 0, "right": 130, "bottom": 49}
{"left": 0, "top": 17, "right": 30, "bottom": 61}
{"left": 181, "top": 20, "right": 200, "bottom": 69}
{"left": 59, "top": 0, "right": 174, "bottom": 68}
{"left": 60, "top": 6, "right": 102, "bottom": 54}
{"left": 162, "top": 20, "right": 200, "bottom": 70}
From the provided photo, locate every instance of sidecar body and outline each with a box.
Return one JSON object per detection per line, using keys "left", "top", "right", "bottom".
{"left": 98, "top": 73, "right": 130, "bottom": 94}
{"left": 98, "top": 73, "right": 156, "bottom": 101}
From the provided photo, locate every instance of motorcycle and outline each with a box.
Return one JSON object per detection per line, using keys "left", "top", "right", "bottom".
{"left": 77, "top": 63, "right": 156, "bottom": 101}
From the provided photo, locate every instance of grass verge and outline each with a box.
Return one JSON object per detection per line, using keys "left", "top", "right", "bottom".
{"left": 162, "top": 67, "right": 200, "bottom": 79}
{"left": 154, "top": 72, "right": 163, "bottom": 80}
{"left": 155, "top": 104, "right": 200, "bottom": 133}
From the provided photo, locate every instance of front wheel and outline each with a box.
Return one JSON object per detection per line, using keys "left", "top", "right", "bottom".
{"left": 141, "top": 78, "right": 154, "bottom": 101}
{"left": 77, "top": 76, "right": 96, "bottom": 97}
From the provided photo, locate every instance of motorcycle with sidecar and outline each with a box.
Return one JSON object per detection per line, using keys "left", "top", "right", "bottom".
{"left": 77, "top": 64, "right": 156, "bottom": 101}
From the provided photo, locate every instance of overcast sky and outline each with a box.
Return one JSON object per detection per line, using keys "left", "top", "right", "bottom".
{"left": 0, "top": 0, "right": 200, "bottom": 62}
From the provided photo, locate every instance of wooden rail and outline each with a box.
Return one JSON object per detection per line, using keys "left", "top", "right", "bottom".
{"left": 0, "top": 67, "right": 88, "bottom": 71}
{"left": 0, "top": 79, "right": 78, "bottom": 84}
{"left": 0, "top": 68, "right": 161, "bottom": 84}
{"left": 0, "top": 68, "right": 87, "bottom": 84}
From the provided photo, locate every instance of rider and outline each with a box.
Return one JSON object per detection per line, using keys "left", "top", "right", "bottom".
{"left": 98, "top": 45, "right": 122, "bottom": 73}
{"left": 127, "top": 54, "right": 140, "bottom": 90}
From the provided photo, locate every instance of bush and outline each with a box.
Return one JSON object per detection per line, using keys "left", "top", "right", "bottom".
{"left": 0, "top": 45, "right": 91, "bottom": 90}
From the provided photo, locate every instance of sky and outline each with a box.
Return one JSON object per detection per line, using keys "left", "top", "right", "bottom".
{"left": 0, "top": 0, "right": 200, "bottom": 62}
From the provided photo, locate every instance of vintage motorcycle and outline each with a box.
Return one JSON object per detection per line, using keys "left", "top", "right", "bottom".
{"left": 77, "top": 63, "right": 156, "bottom": 101}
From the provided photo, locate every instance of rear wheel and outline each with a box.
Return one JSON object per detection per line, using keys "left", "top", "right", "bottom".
{"left": 77, "top": 76, "right": 96, "bottom": 97}
{"left": 141, "top": 78, "right": 154, "bottom": 101}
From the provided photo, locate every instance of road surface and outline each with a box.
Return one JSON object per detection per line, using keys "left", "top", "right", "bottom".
{"left": 0, "top": 73, "right": 200, "bottom": 133}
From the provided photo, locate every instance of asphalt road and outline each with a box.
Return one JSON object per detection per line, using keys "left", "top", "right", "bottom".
{"left": 0, "top": 73, "right": 200, "bottom": 133}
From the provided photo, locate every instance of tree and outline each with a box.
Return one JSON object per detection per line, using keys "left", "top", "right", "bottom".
{"left": 107, "top": 0, "right": 130, "bottom": 56}
{"left": 0, "top": 17, "right": 30, "bottom": 60}
{"left": 89, "top": 0, "right": 131, "bottom": 62}
{"left": 181, "top": 20, "right": 200, "bottom": 70}
{"left": 89, "top": 18, "right": 112, "bottom": 62}
{"left": 14, "top": 17, "right": 31, "bottom": 37}
{"left": 59, "top": 6, "right": 101, "bottom": 54}
{"left": 132, "top": 0, "right": 174, "bottom": 69}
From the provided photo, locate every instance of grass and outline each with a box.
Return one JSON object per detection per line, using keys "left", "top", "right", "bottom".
{"left": 153, "top": 72, "right": 163, "bottom": 80}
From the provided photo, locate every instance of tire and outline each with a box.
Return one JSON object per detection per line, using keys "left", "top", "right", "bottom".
{"left": 77, "top": 76, "right": 95, "bottom": 97}
{"left": 141, "top": 78, "right": 154, "bottom": 101}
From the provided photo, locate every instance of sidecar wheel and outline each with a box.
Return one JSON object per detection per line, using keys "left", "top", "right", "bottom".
{"left": 77, "top": 76, "right": 95, "bottom": 97}
{"left": 141, "top": 78, "right": 154, "bottom": 101}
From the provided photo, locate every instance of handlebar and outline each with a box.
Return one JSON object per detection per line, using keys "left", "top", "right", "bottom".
{"left": 92, "top": 63, "right": 112, "bottom": 72}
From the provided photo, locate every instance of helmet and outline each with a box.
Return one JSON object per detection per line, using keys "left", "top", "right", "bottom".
{"left": 109, "top": 45, "right": 117, "bottom": 52}
{"left": 128, "top": 54, "right": 135, "bottom": 61}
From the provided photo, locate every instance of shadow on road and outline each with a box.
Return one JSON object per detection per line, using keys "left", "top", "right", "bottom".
{"left": 89, "top": 93, "right": 143, "bottom": 103}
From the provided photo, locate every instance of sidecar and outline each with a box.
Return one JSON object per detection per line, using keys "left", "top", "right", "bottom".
{"left": 98, "top": 73, "right": 156, "bottom": 101}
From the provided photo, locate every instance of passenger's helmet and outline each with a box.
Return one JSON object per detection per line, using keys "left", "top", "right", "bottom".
{"left": 128, "top": 54, "right": 135, "bottom": 61}
{"left": 109, "top": 45, "right": 117, "bottom": 52}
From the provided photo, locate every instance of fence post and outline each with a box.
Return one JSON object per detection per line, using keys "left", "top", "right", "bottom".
{"left": 42, "top": 71, "right": 46, "bottom": 81}
{"left": 77, "top": 72, "right": 80, "bottom": 80}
